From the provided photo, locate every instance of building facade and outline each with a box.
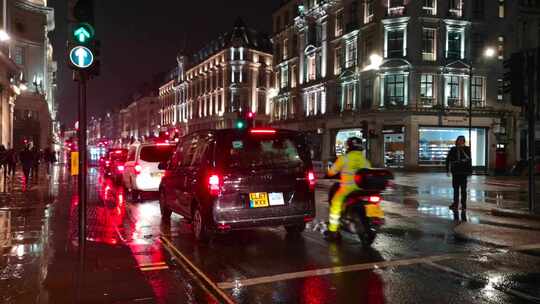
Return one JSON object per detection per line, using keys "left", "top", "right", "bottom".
{"left": 159, "top": 19, "right": 274, "bottom": 134}
{"left": 8, "top": 0, "right": 56, "bottom": 150}
{"left": 271, "top": 0, "right": 535, "bottom": 171}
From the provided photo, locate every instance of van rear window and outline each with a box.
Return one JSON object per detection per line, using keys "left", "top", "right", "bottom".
{"left": 140, "top": 145, "right": 175, "bottom": 163}
{"left": 220, "top": 134, "right": 305, "bottom": 169}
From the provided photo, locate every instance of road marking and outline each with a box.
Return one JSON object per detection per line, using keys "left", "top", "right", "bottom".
{"left": 425, "top": 261, "right": 540, "bottom": 303}
{"left": 485, "top": 182, "right": 522, "bottom": 188}
{"left": 160, "top": 236, "right": 236, "bottom": 304}
{"left": 217, "top": 253, "right": 462, "bottom": 289}
{"left": 218, "top": 242, "right": 540, "bottom": 290}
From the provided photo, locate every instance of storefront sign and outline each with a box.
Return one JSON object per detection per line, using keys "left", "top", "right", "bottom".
{"left": 71, "top": 152, "right": 79, "bottom": 176}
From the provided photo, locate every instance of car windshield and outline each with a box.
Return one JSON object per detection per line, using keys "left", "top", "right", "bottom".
{"left": 219, "top": 133, "right": 305, "bottom": 169}
{"left": 140, "top": 145, "right": 175, "bottom": 163}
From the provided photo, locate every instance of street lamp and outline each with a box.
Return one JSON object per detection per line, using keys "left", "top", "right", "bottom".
{"left": 468, "top": 47, "right": 496, "bottom": 147}
{"left": 363, "top": 54, "right": 383, "bottom": 71}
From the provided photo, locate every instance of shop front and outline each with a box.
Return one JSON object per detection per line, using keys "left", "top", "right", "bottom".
{"left": 418, "top": 127, "right": 487, "bottom": 168}
{"left": 383, "top": 126, "right": 405, "bottom": 168}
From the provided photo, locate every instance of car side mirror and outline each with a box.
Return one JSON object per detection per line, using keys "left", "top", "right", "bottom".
{"left": 158, "top": 162, "right": 167, "bottom": 170}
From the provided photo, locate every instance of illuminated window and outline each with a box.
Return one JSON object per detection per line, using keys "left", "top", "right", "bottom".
{"left": 423, "top": 0, "right": 436, "bottom": 15}
{"left": 446, "top": 75, "right": 462, "bottom": 107}
{"left": 386, "top": 29, "right": 404, "bottom": 58}
{"left": 283, "top": 38, "right": 288, "bottom": 60}
{"left": 335, "top": 46, "right": 343, "bottom": 75}
{"left": 422, "top": 28, "right": 436, "bottom": 61}
{"left": 420, "top": 74, "right": 435, "bottom": 107}
{"left": 498, "top": 36, "right": 504, "bottom": 60}
{"left": 449, "top": 0, "right": 462, "bottom": 17}
{"left": 471, "top": 76, "right": 485, "bottom": 107}
{"left": 345, "top": 39, "right": 357, "bottom": 68}
{"left": 446, "top": 30, "right": 464, "bottom": 59}
{"left": 364, "top": 0, "right": 374, "bottom": 24}
{"left": 384, "top": 74, "right": 406, "bottom": 107}
{"left": 280, "top": 65, "right": 289, "bottom": 89}
{"left": 335, "top": 10, "right": 344, "bottom": 37}
{"left": 388, "top": 0, "right": 405, "bottom": 16}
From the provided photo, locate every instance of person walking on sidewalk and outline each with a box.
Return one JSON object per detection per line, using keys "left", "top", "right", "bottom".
{"left": 6, "top": 148, "right": 17, "bottom": 178}
{"left": 19, "top": 144, "right": 34, "bottom": 183}
{"left": 43, "top": 147, "right": 56, "bottom": 177}
{"left": 0, "top": 145, "right": 7, "bottom": 179}
{"left": 445, "top": 135, "right": 472, "bottom": 211}
{"left": 31, "top": 146, "right": 41, "bottom": 181}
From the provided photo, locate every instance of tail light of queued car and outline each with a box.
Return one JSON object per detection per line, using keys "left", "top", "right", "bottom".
{"left": 117, "top": 165, "right": 125, "bottom": 172}
{"left": 369, "top": 196, "right": 381, "bottom": 203}
{"left": 134, "top": 164, "right": 142, "bottom": 175}
{"left": 307, "top": 171, "right": 316, "bottom": 190}
{"left": 208, "top": 174, "right": 221, "bottom": 196}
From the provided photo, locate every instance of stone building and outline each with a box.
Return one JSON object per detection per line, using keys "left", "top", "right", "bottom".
{"left": 159, "top": 18, "right": 274, "bottom": 134}
{"left": 271, "top": 0, "right": 537, "bottom": 171}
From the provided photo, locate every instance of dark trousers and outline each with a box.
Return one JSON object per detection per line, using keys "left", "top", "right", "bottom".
{"left": 452, "top": 174, "right": 468, "bottom": 209}
{"left": 8, "top": 163, "right": 15, "bottom": 176}
{"left": 22, "top": 166, "right": 31, "bottom": 181}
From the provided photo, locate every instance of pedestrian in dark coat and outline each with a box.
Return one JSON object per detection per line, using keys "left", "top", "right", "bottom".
{"left": 19, "top": 145, "right": 34, "bottom": 182}
{"left": 0, "top": 145, "right": 7, "bottom": 179}
{"left": 445, "top": 136, "right": 472, "bottom": 210}
{"left": 6, "top": 149, "right": 17, "bottom": 177}
{"left": 31, "top": 146, "right": 41, "bottom": 180}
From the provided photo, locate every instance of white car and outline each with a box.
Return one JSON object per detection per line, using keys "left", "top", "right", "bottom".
{"left": 122, "top": 142, "right": 176, "bottom": 199}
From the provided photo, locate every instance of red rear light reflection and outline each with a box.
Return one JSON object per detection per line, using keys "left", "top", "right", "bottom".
{"left": 250, "top": 129, "right": 276, "bottom": 134}
{"left": 134, "top": 164, "right": 142, "bottom": 174}
{"left": 208, "top": 174, "right": 221, "bottom": 196}
{"left": 117, "top": 165, "right": 125, "bottom": 172}
{"left": 307, "top": 171, "right": 316, "bottom": 190}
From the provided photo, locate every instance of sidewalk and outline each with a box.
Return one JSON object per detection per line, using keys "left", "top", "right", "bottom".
{"left": 317, "top": 172, "right": 540, "bottom": 247}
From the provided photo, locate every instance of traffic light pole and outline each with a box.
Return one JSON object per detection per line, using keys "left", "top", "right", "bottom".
{"left": 76, "top": 71, "right": 88, "bottom": 302}
{"left": 527, "top": 51, "right": 537, "bottom": 214}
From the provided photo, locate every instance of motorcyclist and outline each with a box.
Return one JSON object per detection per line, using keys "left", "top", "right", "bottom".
{"left": 325, "top": 137, "right": 372, "bottom": 241}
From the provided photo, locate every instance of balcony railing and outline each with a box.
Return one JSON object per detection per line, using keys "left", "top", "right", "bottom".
{"left": 422, "top": 52, "right": 436, "bottom": 62}
{"left": 472, "top": 99, "right": 485, "bottom": 108}
{"left": 384, "top": 98, "right": 406, "bottom": 108}
{"left": 387, "top": 6, "right": 406, "bottom": 17}
{"left": 420, "top": 97, "right": 435, "bottom": 107}
{"left": 447, "top": 98, "right": 462, "bottom": 108}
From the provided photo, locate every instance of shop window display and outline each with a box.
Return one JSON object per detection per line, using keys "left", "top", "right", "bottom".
{"left": 418, "top": 127, "right": 486, "bottom": 167}
{"left": 384, "top": 133, "right": 405, "bottom": 168}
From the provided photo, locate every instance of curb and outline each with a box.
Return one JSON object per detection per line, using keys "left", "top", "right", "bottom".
{"left": 491, "top": 208, "right": 540, "bottom": 221}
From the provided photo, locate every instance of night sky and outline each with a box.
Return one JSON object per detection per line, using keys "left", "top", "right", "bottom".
{"left": 49, "top": 1, "right": 278, "bottom": 126}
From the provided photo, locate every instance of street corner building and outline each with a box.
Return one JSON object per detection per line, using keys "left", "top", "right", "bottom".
{"left": 4, "top": 0, "right": 57, "bottom": 151}
{"left": 270, "top": 0, "right": 540, "bottom": 172}
{"left": 159, "top": 18, "right": 274, "bottom": 135}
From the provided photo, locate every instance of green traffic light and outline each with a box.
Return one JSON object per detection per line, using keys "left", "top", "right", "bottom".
{"left": 235, "top": 120, "right": 246, "bottom": 129}
{"left": 73, "top": 23, "right": 95, "bottom": 44}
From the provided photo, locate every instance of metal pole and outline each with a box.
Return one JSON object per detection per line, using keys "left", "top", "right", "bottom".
{"left": 469, "top": 66, "right": 473, "bottom": 148}
{"left": 76, "top": 71, "right": 87, "bottom": 302}
{"left": 528, "top": 50, "right": 537, "bottom": 213}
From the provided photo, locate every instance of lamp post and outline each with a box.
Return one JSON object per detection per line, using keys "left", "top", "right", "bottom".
{"left": 468, "top": 47, "right": 496, "bottom": 147}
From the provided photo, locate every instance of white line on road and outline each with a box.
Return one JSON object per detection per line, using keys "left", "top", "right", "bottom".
{"left": 217, "top": 253, "right": 462, "bottom": 289}
{"left": 217, "top": 242, "right": 540, "bottom": 290}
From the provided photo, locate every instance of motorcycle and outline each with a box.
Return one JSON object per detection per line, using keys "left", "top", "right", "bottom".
{"left": 328, "top": 168, "right": 394, "bottom": 246}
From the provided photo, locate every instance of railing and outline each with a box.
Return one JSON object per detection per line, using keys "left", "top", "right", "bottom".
{"left": 420, "top": 97, "right": 435, "bottom": 107}
{"left": 447, "top": 98, "right": 462, "bottom": 108}
{"left": 472, "top": 99, "right": 485, "bottom": 108}
{"left": 422, "top": 52, "right": 436, "bottom": 61}
{"left": 387, "top": 6, "right": 406, "bottom": 17}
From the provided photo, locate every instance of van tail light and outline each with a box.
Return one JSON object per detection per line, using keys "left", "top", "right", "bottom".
{"left": 134, "top": 164, "right": 142, "bottom": 175}
{"left": 105, "top": 160, "right": 111, "bottom": 166}
{"left": 307, "top": 171, "right": 316, "bottom": 190}
{"left": 117, "top": 165, "right": 125, "bottom": 172}
{"left": 368, "top": 196, "right": 381, "bottom": 203}
{"left": 208, "top": 174, "right": 221, "bottom": 196}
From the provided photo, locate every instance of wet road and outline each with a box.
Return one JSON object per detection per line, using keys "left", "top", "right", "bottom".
{"left": 1, "top": 167, "right": 540, "bottom": 303}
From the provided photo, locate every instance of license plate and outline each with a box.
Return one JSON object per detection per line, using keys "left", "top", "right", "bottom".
{"left": 365, "top": 204, "right": 384, "bottom": 218}
{"left": 268, "top": 192, "right": 285, "bottom": 206}
{"left": 249, "top": 192, "right": 269, "bottom": 208}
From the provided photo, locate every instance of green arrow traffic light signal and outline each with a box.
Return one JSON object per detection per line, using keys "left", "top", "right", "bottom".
{"left": 72, "top": 23, "right": 95, "bottom": 44}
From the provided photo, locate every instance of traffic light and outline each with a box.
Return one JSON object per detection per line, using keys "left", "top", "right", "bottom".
{"left": 503, "top": 53, "right": 525, "bottom": 107}
{"left": 234, "top": 111, "right": 255, "bottom": 129}
{"left": 69, "top": 0, "right": 99, "bottom": 76}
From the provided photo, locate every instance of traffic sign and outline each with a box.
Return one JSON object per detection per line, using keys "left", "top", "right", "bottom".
{"left": 69, "top": 46, "right": 94, "bottom": 69}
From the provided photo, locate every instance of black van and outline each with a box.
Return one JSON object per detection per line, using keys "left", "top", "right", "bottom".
{"left": 159, "top": 128, "right": 316, "bottom": 241}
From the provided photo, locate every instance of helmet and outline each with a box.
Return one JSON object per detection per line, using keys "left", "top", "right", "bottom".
{"left": 346, "top": 137, "right": 363, "bottom": 152}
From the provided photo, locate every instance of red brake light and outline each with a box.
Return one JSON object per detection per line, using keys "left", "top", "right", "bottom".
{"left": 250, "top": 129, "right": 276, "bottom": 134}
{"left": 117, "top": 165, "right": 125, "bottom": 172}
{"left": 369, "top": 196, "right": 381, "bottom": 203}
{"left": 208, "top": 174, "right": 221, "bottom": 196}
{"left": 307, "top": 171, "right": 316, "bottom": 190}
{"left": 134, "top": 164, "right": 142, "bottom": 174}
{"left": 115, "top": 150, "right": 122, "bottom": 154}
{"left": 105, "top": 160, "right": 110, "bottom": 166}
